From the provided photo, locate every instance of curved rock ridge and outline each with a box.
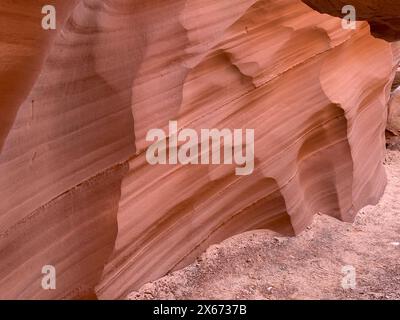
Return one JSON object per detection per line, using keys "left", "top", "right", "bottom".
{"left": 0, "top": 0, "right": 138, "bottom": 299}
{"left": 0, "top": 0, "right": 397, "bottom": 299}
{"left": 97, "top": 0, "right": 396, "bottom": 299}
{"left": 302, "top": 0, "right": 400, "bottom": 41}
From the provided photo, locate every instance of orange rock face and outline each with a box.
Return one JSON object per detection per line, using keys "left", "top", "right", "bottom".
{"left": 0, "top": 0, "right": 398, "bottom": 299}
{"left": 0, "top": 0, "right": 78, "bottom": 151}
{"left": 302, "top": 0, "right": 400, "bottom": 41}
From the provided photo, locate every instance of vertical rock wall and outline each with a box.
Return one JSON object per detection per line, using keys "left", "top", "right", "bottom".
{"left": 0, "top": 0, "right": 398, "bottom": 299}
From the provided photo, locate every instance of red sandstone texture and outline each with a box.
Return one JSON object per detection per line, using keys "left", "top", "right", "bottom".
{"left": 129, "top": 148, "right": 400, "bottom": 300}
{"left": 303, "top": 0, "right": 400, "bottom": 42}
{"left": 0, "top": 0, "right": 399, "bottom": 299}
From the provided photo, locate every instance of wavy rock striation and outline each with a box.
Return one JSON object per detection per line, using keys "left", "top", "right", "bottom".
{"left": 302, "top": 0, "right": 400, "bottom": 42}
{"left": 0, "top": 0, "right": 398, "bottom": 299}
{"left": 97, "top": 0, "right": 397, "bottom": 298}
{"left": 0, "top": 0, "right": 79, "bottom": 151}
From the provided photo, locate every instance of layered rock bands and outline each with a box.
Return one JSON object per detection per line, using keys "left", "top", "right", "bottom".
{"left": 0, "top": 0, "right": 399, "bottom": 299}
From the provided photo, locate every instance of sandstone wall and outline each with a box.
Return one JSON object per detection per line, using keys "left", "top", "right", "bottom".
{"left": 0, "top": 0, "right": 399, "bottom": 299}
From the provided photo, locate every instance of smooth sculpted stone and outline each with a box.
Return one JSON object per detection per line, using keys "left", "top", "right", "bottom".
{"left": 302, "top": 0, "right": 400, "bottom": 41}
{"left": 0, "top": 0, "right": 398, "bottom": 299}
{"left": 0, "top": 0, "right": 79, "bottom": 151}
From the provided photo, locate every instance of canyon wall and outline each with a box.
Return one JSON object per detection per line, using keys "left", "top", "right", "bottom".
{"left": 303, "top": 0, "right": 400, "bottom": 42}
{"left": 0, "top": 0, "right": 79, "bottom": 151}
{"left": 0, "top": 0, "right": 399, "bottom": 299}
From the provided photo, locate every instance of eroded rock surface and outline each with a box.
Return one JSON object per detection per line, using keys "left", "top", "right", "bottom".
{"left": 302, "top": 0, "right": 400, "bottom": 41}
{"left": 0, "top": 0, "right": 78, "bottom": 151}
{"left": 0, "top": 0, "right": 398, "bottom": 299}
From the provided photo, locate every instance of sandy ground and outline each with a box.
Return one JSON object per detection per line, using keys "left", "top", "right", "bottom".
{"left": 128, "top": 147, "right": 400, "bottom": 300}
